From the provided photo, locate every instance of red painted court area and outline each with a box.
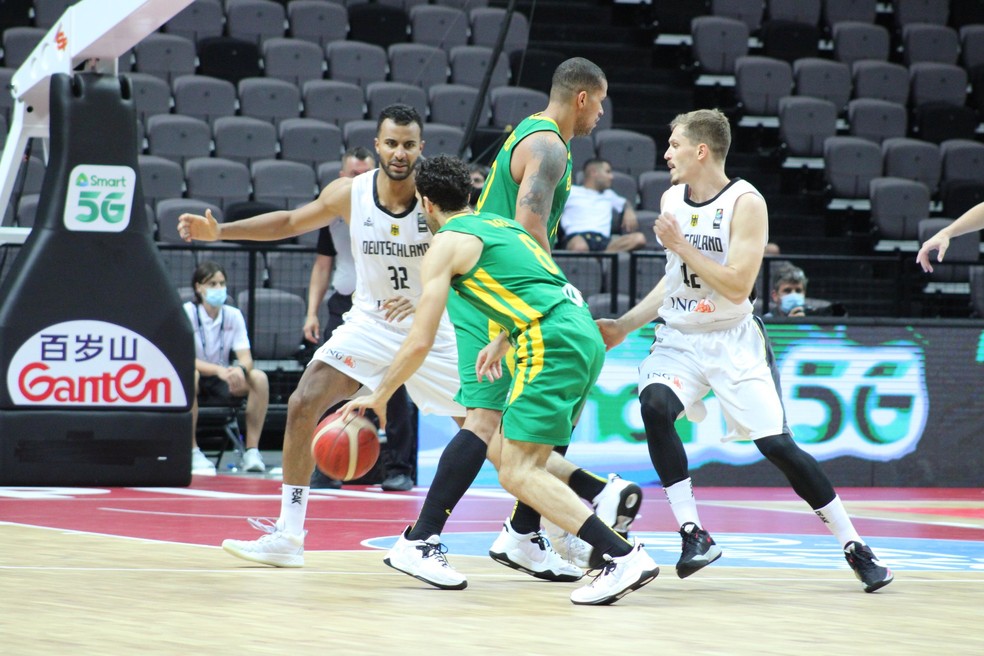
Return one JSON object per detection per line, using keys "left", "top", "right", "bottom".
{"left": 1, "top": 476, "right": 982, "bottom": 550}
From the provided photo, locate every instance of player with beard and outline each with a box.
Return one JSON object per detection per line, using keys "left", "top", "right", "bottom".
{"left": 178, "top": 105, "right": 467, "bottom": 569}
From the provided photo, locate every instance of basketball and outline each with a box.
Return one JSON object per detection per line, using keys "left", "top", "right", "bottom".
{"left": 311, "top": 411, "right": 380, "bottom": 481}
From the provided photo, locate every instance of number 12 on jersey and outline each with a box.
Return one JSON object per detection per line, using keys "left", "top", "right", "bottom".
{"left": 681, "top": 262, "right": 701, "bottom": 288}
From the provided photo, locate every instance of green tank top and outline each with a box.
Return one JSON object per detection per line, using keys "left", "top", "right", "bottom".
{"left": 474, "top": 113, "right": 573, "bottom": 245}
{"left": 438, "top": 211, "right": 584, "bottom": 336}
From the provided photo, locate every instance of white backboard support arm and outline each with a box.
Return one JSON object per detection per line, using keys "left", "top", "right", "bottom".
{"left": 0, "top": 0, "right": 193, "bottom": 222}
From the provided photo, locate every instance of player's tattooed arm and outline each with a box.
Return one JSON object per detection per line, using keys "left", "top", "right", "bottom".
{"left": 515, "top": 134, "right": 568, "bottom": 252}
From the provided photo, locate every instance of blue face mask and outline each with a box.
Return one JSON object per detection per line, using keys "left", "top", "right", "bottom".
{"left": 203, "top": 287, "right": 227, "bottom": 307}
{"left": 780, "top": 292, "right": 805, "bottom": 314}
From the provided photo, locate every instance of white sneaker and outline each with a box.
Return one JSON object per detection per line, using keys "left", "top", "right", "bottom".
{"left": 384, "top": 526, "right": 467, "bottom": 590}
{"left": 222, "top": 517, "right": 305, "bottom": 567}
{"left": 191, "top": 447, "right": 217, "bottom": 476}
{"left": 489, "top": 519, "right": 584, "bottom": 582}
{"left": 542, "top": 519, "right": 594, "bottom": 569}
{"left": 570, "top": 544, "right": 660, "bottom": 606}
{"left": 592, "top": 474, "right": 642, "bottom": 537}
{"left": 242, "top": 448, "right": 266, "bottom": 473}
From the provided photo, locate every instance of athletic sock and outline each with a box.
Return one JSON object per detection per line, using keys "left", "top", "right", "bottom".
{"left": 577, "top": 514, "right": 632, "bottom": 559}
{"left": 407, "top": 429, "right": 486, "bottom": 541}
{"left": 280, "top": 484, "right": 309, "bottom": 536}
{"left": 570, "top": 468, "right": 608, "bottom": 503}
{"left": 664, "top": 478, "right": 702, "bottom": 528}
{"left": 813, "top": 495, "right": 862, "bottom": 546}
{"left": 508, "top": 501, "right": 542, "bottom": 534}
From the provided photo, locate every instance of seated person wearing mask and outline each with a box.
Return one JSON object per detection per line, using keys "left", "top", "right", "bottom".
{"left": 185, "top": 260, "right": 270, "bottom": 475}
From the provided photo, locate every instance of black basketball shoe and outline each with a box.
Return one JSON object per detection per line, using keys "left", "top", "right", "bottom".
{"left": 676, "top": 522, "right": 723, "bottom": 578}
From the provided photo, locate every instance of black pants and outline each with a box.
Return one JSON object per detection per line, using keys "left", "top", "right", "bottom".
{"left": 324, "top": 292, "right": 417, "bottom": 478}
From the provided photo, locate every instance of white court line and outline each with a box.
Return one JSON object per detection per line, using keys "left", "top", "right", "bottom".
{"left": 0, "top": 563, "right": 982, "bottom": 584}
{"left": 700, "top": 500, "right": 984, "bottom": 530}
{"left": 98, "top": 507, "right": 503, "bottom": 523}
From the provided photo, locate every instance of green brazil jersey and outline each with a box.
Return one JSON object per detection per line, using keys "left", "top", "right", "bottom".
{"left": 474, "top": 113, "right": 573, "bottom": 244}
{"left": 437, "top": 211, "right": 585, "bottom": 338}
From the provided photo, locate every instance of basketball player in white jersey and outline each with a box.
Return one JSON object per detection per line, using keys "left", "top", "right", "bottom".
{"left": 596, "top": 109, "right": 894, "bottom": 593}
{"left": 178, "top": 105, "right": 467, "bottom": 569}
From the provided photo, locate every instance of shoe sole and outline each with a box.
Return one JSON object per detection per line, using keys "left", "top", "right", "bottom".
{"left": 861, "top": 570, "right": 894, "bottom": 593}
{"left": 488, "top": 550, "right": 584, "bottom": 582}
{"left": 676, "top": 544, "right": 723, "bottom": 579}
{"left": 612, "top": 483, "right": 643, "bottom": 536}
{"left": 384, "top": 557, "right": 468, "bottom": 590}
{"left": 222, "top": 543, "right": 303, "bottom": 568}
{"left": 571, "top": 565, "right": 661, "bottom": 606}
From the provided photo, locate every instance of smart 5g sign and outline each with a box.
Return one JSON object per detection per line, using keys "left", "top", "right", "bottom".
{"left": 63, "top": 164, "right": 135, "bottom": 232}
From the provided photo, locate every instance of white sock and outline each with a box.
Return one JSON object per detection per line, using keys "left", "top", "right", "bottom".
{"left": 280, "top": 485, "right": 309, "bottom": 536}
{"left": 814, "top": 495, "right": 862, "bottom": 547}
{"left": 664, "top": 478, "right": 702, "bottom": 528}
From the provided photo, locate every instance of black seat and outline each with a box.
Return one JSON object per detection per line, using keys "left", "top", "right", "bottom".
{"left": 348, "top": 4, "right": 409, "bottom": 49}
{"left": 196, "top": 36, "right": 263, "bottom": 85}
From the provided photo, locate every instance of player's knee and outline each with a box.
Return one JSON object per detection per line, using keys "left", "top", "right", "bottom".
{"left": 755, "top": 433, "right": 801, "bottom": 468}
{"left": 639, "top": 384, "right": 683, "bottom": 434}
{"left": 286, "top": 386, "right": 319, "bottom": 421}
{"left": 462, "top": 408, "right": 500, "bottom": 442}
{"left": 496, "top": 466, "right": 522, "bottom": 496}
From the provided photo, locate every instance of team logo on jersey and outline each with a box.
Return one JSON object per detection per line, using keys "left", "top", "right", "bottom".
{"left": 417, "top": 213, "right": 428, "bottom": 232}
{"left": 391, "top": 224, "right": 400, "bottom": 236}
{"left": 690, "top": 214, "right": 699, "bottom": 227}
{"left": 713, "top": 208, "right": 723, "bottom": 229}
{"left": 363, "top": 216, "right": 373, "bottom": 226}
{"left": 694, "top": 299, "right": 716, "bottom": 313}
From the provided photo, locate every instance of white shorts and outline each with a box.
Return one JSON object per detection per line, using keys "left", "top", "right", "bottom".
{"left": 638, "top": 315, "right": 788, "bottom": 441}
{"left": 311, "top": 306, "right": 466, "bottom": 417}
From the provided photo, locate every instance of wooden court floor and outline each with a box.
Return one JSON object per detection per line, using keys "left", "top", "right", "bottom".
{"left": 1, "top": 477, "right": 982, "bottom": 655}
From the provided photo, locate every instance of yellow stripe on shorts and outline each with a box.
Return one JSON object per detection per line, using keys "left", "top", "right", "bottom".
{"left": 509, "top": 318, "right": 544, "bottom": 404}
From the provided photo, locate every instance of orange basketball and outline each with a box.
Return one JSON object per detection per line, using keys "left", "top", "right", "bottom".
{"left": 311, "top": 411, "right": 380, "bottom": 481}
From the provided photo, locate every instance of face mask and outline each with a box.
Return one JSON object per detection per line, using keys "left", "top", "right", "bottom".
{"left": 203, "top": 287, "right": 227, "bottom": 307}
{"left": 469, "top": 186, "right": 482, "bottom": 207}
{"left": 780, "top": 292, "right": 805, "bottom": 314}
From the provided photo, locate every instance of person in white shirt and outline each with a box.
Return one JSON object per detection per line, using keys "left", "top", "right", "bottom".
{"left": 560, "top": 158, "right": 646, "bottom": 252}
{"left": 184, "top": 260, "right": 270, "bottom": 475}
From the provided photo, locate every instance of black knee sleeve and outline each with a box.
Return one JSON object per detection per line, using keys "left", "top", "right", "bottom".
{"left": 639, "top": 384, "right": 689, "bottom": 487}
{"left": 755, "top": 434, "right": 836, "bottom": 508}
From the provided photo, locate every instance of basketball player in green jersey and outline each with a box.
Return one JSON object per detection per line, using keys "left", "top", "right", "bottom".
{"left": 472, "top": 57, "right": 643, "bottom": 568}
{"left": 341, "top": 155, "right": 660, "bottom": 605}
{"left": 397, "top": 58, "right": 640, "bottom": 584}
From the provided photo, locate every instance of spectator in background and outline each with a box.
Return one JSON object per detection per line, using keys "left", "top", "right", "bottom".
{"left": 767, "top": 264, "right": 809, "bottom": 317}
{"left": 185, "top": 261, "right": 270, "bottom": 475}
{"left": 467, "top": 162, "right": 488, "bottom": 209}
{"left": 302, "top": 146, "right": 418, "bottom": 492}
{"left": 560, "top": 158, "right": 646, "bottom": 252}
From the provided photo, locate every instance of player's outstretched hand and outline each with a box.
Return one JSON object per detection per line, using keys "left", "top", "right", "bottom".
{"left": 476, "top": 334, "right": 509, "bottom": 382}
{"left": 916, "top": 233, "right": 949, "bottom": 273}
{"left": 475, "top": 332, "right": 509, "bottom": 383}
{"left": 595, "top": 318, "right": 627, "bottom": 351}
{"left": 382, "top": 296, "right": 414, "bottom": 322}
{"left": 340, "top": 394, "right": 388, "bottom": 430}
{"left": 177, "top": 208, "right": 220, "bottom": 242}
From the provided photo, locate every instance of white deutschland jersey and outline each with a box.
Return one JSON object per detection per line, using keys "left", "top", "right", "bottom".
{"left": 348, "top": 169, "right": 431, "bottom": 316}
{"left": 658, "top": 178, "right": 761, "bottom": 332}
